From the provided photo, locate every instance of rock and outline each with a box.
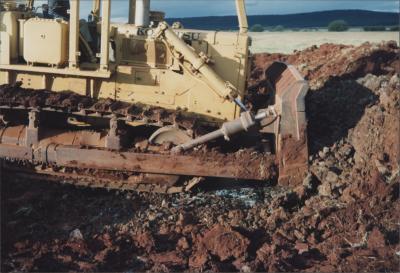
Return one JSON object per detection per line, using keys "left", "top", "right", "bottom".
{"left": 134, "top": 139, "right": 149, "bottom": 151}
{"left": 267, "top": 207, "right": 289, "bottom": 228}
{"left": 295, "top": 242, "right": 309, "bottom": 254}
{"left": 176, "top": 237, "right": 190, "bottom": 250}
{"left": 227, "top": 210, "right": 244, "bottom": 226}
{"left": 294, "top": 185, "right": 307, "bottom": 200}
{"left": 69, "top": 229, "right": 83, "bottom": 241}
{"left": 150, "top": 251, "right": 187, "bottom": 267}
{"left": 339, "top": 144, "right": 354, "bottom": 158}
{"left": 319, "top": 147, "right": 330, "bottom": 159}
{"left": 294, "top": 229, "right": 305, "bottom": 241}
{"left": 133, "top": 231, "right": 155, "bottom": 252}
{"left": 201, "top": 225, "right": 250, "bottom": 261}
{"left": 177, "top": 212, "right": 194, "bottom": 226}
{"left": 347, "top": 157, "right": 354, "bottom": 164}
{"left": 161, "top": 199, "right": 168, "bottom": 208}
{"left": 299, "top": 63, "right": 307, "bottom": 70}
{"left": 256, "top": 243, "right": 273, "bottom": 264}
{"left": 259, "top": 208, "right": 269, "bottom": 220}
{"left": 77, "top": 261, "right": 96, "bottom": 271}
{"left": 148, "top": 212, "right": 157, "bottom": 221}
{"left": 232, "top": 257, "right": 253, "bottom": 272}
{"left": 302, "top": 173, "right": 313, "bottom": 188}
{"left": 13, "top": 241, "right": 27, "bottom": 251}
{"left": 182, "top": 224, "right": 196, "bottom": 235}
{"left": 188, "top": 245, "right": 209, "bottom": 269}
{"left": 327, "top": 251, "right": 342, "bottom": 265}
{"left": 217, "top": 215, "right": 225, "bottom": 224}
{"left": 240, "top": 265, "right": 252, "bottom": 273}
{"left": 319, "top": 264, "right": 336, "bottom": 273}
{"left": 314, "top": 165, "right": 329, "bottom": 181}
{"left": 389, "top": 73, "right": 400, "bottom": 88}
{"left": 379, "top": 90, "right": 391, "bottom": 108}
{"left": 367, "top": 227, "right": 386, "bottom": 249}
{"left": 363, "top": 74, "right": 380, "bottom": 91}
{"left": 374, "top": 159, "right": 389, "bottom": 175}
{"left": 162, "top": 141, "right": 173, "bottom": 151}
{"left": 318, "top": 182, "right": 332, "bottom": 197}
{"left": 325, "top": 171, "right": 339, "bottom": 183}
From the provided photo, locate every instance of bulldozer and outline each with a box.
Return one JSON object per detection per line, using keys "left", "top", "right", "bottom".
{"left": 0, "top": 0, "right": 309, "bottom": 193}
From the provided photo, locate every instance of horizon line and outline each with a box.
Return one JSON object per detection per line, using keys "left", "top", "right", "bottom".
{"left": 163, "top": 8, "right": 399, "bottom": 19}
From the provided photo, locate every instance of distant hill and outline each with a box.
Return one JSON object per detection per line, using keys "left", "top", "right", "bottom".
{"left": 166, "top": 10, "right": 399, "bottom": 30}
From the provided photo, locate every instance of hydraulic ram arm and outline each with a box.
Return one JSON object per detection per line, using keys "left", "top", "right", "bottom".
{"left": 173, "top": 109, "right": 275, "bottom": 152}
{"left": 152, "top": 22, "right": 240, "bottom": 101}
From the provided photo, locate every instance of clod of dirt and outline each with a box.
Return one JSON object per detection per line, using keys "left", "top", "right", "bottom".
{"left": 367, "top": 227, "right": 386, "bottom": 249}
{"left": 133, "top": 231, "right": 155, "bottom": 252}
{"left": 150, "top": 251, "right": 187, "bottom": 267}
{"left": 201, "top": 225, "right": 250, "bottom": 261}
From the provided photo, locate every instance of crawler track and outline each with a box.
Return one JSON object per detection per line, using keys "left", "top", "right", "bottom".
{"left": 0, "top": 83, "right": 210, "bottom": 130}
{"left": 3, "top": 162, "right": 205, "bottom": 193}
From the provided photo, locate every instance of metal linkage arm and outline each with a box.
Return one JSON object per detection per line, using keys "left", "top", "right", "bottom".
{"left": 152, "top": 22, "right": 240, "bottom": 101}
{"left": 173, "top": 109, "right": 275, "bottom": 152}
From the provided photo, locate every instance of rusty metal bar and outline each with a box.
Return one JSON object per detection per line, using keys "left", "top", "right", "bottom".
{"left": 0, "top": 144, "right": 32, "bottom": 160}
{"left": 0, "top": 142, "right": 275, "bottom": 180}
{"left": 46, "top": 146, "right": 275, "bottom": 180}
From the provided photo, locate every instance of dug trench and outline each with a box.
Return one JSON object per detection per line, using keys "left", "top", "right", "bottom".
{"left": 1, "top": 41, "right": 399, "bottom": 272}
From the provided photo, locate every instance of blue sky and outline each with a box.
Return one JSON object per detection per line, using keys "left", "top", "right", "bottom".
{"left": 107, "top": 0, "right": 399, "bottom": 19}
{"left": 56, "top": 0, "right": 398, "bottom": 20}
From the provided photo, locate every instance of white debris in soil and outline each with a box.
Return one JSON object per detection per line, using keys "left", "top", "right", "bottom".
{"left": 69, "top": 228, "right": 84, "bottom": 241}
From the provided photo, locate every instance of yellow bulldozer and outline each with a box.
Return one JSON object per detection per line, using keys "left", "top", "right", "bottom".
{"left": 0, "top": 0, "right": 309, "bottom": 193}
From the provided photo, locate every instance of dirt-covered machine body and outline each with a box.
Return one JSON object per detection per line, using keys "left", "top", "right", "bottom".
{"left": 0, "top": 0, "right": 309, "bottom": 192}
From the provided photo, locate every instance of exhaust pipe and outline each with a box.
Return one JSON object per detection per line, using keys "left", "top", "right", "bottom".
{"left": 135, "top": 0, "right": 150, "bottom": 27}
{"left": 128, "top": 0, "right": 136, "bottom": 24}
{"left": 235, "top": 0, "right": 248, "bottom": 33}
